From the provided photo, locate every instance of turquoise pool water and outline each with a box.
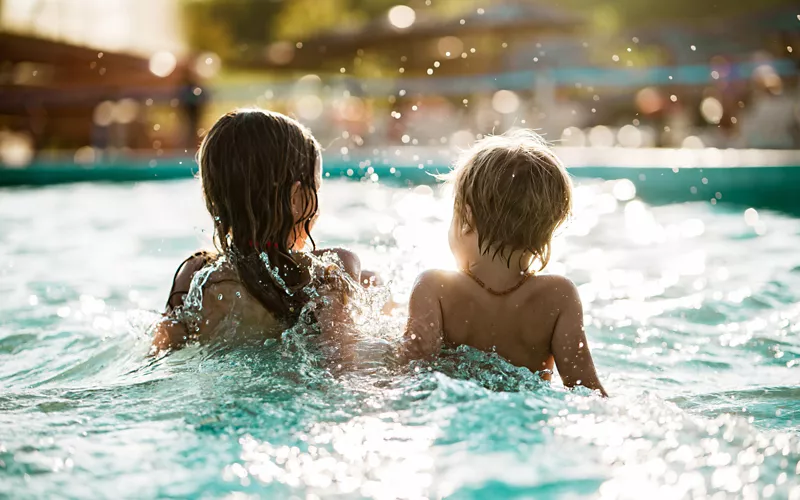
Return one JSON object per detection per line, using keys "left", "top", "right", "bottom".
{"left": 1, "top": 178, "right": 798, "bottom": 499}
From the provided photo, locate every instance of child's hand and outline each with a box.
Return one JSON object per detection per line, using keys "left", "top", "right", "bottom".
{"left": 150, "top": 316, "right": 188, "bottom": 354}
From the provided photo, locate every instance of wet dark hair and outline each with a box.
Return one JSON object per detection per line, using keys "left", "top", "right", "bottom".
{"left": 199, "top": 108, "right": 321, "bottom": 318}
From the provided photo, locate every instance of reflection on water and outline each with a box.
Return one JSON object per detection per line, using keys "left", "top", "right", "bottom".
{"left": 0, "top": 178, "right": 799, "bottom": 498}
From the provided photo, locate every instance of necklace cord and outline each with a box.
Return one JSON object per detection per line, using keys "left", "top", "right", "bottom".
{"left": 462, "top": 268, "right": 532, "bottom": 296}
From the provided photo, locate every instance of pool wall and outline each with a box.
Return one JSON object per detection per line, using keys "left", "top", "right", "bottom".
{"left": 2, "top": 147, "right": 800, "bottom": 212}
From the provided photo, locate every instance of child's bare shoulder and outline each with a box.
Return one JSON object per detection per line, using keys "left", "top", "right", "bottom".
{"left": 412, "top": 269, "right": 460, "bottom": 292}
{"left": 529, "top": 274, "right": 581, "bottom": 309}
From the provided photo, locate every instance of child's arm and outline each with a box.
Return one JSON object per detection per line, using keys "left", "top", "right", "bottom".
{"left": 151, "top": 279, "right": 256, "bottom": 353}
{"left": 151, "top": 317, "right": 186, "bottom": 352}
{"left": 550, "top": 279, "right": 608, "bottom": 397}
{"left": 402, "top": 270, "right": 445, "bottom": 360}
{"left": 151, "top": 253, "right": 208, "bottom": 353}
{"left": 310, "top": 249, "right": 360, "bottom": 351}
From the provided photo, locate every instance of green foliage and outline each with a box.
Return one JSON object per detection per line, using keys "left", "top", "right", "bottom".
{"left": 274, "top": 0, "right": 366, "bottom": 40}
{"left": 181, "top": 0, "right": 482, "bottom": 58}
{"left": 181, "top": 0, "right": 799, "bottom": 65}
{"left": 181, "top": 0, "right": 283, "bottom": 58}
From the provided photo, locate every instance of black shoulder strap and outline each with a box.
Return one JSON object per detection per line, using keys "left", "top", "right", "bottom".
{"left": 165, "top": 251, "right": 215, "bottom": 311}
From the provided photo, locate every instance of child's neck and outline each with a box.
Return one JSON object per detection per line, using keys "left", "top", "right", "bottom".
{"left": 464, "top": 252, "right": 532, "bottom": 290}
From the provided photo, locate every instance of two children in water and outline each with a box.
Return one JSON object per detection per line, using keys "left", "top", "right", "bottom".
{"left": 152, "top": 108, "right": 606, "bottom": 396}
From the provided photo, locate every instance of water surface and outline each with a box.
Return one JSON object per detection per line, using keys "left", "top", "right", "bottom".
{"left": 1, "top": 178, "right": 798, "bottom": 499}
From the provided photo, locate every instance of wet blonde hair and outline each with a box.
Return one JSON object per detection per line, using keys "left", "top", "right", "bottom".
{"left": 449, "top": 129, "right": 572, "bottom": 270}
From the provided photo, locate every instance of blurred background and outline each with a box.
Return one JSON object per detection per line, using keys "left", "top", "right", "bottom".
{"left": 0, "top": 0, "right": 799, "bottom": 171}
{"left": 3, "top": 4, "right": 800, "bottom": 498}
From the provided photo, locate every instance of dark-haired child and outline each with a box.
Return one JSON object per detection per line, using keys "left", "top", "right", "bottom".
{"left": 151, "top": 109, "right": 363, "bottom": 352}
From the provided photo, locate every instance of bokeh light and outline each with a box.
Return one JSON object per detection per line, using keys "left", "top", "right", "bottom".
{"left": 294, "top": 95, "right": 324, "bottom": 120}
{"left": 148, "top": 51, "right": 177, "bottom": 78}
{"left": 635, "top": 87, "right": 663, "bottom": 114}
{"left": 612, "top": 179, "right": 637, "bottom": 200}
{"left": 449, "top": 130, "right": 475, "bottom": 149}
{"left": 267, "top": 41, "right": 296, "bottom": 65}
{"left": 73, "top": 146, "right": 96, "bottom": 165}
{"left": 682, "top": 136, "right": 705, "bottom": 149}
{"left": 93, "top": 101, "right": 115, "bottom": 127}
{"left": 617, "top": 125, "right": 643, "bottom": 148}
{"left": 437, "top": 36, "right": 463, "bottom": 59}
{"left": 0, "top": 131, "right": 34, "bottom": 167}
{"left": 112, "top": 98, "right": 140, "bottom": 125}
{"left": 491, "top": 90, "right": 520, "bottom": 114}
{"left": 388, "top": 5, "right": 416, "bottom": 29}
{"left": 700, "top": 97, "right": 724, "bottom": 124}
{"left": 560, "top": 126, "right": 587, "bottom": 147}
{"left": 589, "top": 125, "right": 615, "bottom": 147}
{"left": 194, "top": 52, "right": 221, "bottom": 78}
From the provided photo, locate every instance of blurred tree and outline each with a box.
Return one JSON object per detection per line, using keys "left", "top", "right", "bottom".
{"left": 181, "top": 0, "right": 479, "bottom": 63}
{"left": 181, "top": 0, "right": 283, "bottom": 60}
{"left": 181, "top": 0, "right": 798, "bottom": 66}
{"left": 274, "top": 0, "right": 367, "bottom": 40}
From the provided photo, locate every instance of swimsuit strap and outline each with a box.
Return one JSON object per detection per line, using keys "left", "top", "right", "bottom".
{"left": 165, "top": 251, "right": 216, "bottom": 311}
{"left": 462, "top": 268, "right": 532, "bottom": 296}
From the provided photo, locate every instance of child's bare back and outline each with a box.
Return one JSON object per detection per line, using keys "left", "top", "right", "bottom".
{"left": 405, "top": 270, "right": 604, "bottom": 394}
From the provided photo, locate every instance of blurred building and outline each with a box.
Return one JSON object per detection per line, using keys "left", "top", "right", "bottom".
{"left": 1, "top": 0, "right": 184, "bottom": 56}
{"left": 234, "top": 1, "right": 800, "bottom": 150}
{"left": 0, "top": 0, "right": 204, "bottom": 165}
{"left": 1, "top": 0, "right": 798, "bottom": 163}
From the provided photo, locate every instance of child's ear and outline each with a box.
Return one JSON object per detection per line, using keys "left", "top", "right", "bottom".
{"left": 461, "top": 204, "right": 475, "bottom": 235}
{"left": 290, "top": 181, "right": 303, "bottom": 218}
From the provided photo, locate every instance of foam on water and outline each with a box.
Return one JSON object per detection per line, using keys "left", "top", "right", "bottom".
{"left": 0, "top": 179, "right": 798, "bottom": 499}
